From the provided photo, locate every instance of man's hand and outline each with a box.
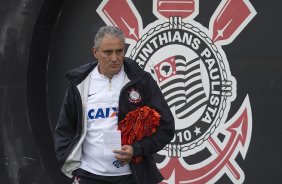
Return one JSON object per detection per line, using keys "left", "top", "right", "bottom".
{"left": 113, "top": 145, "right": 134, "bottom": 166}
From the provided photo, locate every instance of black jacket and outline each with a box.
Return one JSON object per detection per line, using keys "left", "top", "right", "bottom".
{"left": 54, "top": 58, "right": 175, "bottom": 184}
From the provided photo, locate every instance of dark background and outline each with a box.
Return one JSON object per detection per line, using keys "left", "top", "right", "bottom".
{"left": 0, "top": 0, "right": 281, "bottom": 183}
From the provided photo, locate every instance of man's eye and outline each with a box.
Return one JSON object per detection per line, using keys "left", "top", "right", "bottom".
{"left": 104, "top": 51, "right": 112, "bottom": 55}
{"left": 116, "top": 50, "right": 123, "bottom": 55}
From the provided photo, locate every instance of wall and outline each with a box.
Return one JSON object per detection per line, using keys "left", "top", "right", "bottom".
{"left": 0, "top": 0, "right": 281, "bottom": 183}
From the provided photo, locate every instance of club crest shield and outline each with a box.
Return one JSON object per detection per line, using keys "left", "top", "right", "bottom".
{"left": 97, "top": 1, "right": 256, "bottom": 183}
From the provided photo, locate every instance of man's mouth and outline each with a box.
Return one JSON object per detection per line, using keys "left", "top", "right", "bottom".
{"left": 111, "top": 65, "right": 120, "bottom": 68}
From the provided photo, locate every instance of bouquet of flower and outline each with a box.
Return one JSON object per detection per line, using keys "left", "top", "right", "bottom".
{"left": 118, "top": 106, "right": 160, "bottom": 163}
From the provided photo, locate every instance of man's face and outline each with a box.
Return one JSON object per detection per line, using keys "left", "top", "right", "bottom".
{"left": 93, "top": 36, "right": 125, "bottom": 78}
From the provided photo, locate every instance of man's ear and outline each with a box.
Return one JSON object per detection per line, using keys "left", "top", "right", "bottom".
{"left": 92, "top": 47, "right": 98, "bottom": 58}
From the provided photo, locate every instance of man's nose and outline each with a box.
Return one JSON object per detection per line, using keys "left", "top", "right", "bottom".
{"left": 110, "top": 52, "right": 118, "bottom": 62}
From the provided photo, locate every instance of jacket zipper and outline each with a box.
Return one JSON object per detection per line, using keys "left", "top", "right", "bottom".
{"left": 62, "top": 84, "right": 83, "bottom": 166}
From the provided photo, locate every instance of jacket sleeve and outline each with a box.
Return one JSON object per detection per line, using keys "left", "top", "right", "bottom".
{"left": 53, "top": 84, "right": 78, "bottom": 167}
{"left": 132, "top": 73, "right": 175, "bottom": 157}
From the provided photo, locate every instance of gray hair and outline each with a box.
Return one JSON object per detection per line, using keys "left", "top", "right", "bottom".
{"left": 93, "top": 25, "right": 125, "bottom": 49}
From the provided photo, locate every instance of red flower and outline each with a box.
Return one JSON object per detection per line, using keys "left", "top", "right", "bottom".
{"left": 118, "top": 106, "right": 160, "bottom": 163}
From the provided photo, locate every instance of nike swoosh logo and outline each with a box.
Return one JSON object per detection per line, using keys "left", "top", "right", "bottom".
{"left": 88, "top": 93, "right": 96, "bottom": 97}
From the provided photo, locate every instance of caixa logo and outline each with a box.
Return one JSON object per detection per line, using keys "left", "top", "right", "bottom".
{"left": 97, "top": 0, "right": 256, "bottom": 183}
{"left": 88, "top": 107, "right": 118, "bottom": 120}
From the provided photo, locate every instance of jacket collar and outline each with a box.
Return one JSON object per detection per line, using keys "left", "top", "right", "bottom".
{"left": 65, "top": 57, "right": 146, "bottom": 86}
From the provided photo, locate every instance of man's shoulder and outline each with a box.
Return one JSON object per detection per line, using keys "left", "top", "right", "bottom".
{"left": 124, "top": 57, "right": 148, "bottom": 78}
{"left": 65, "top": 61, "right": 97, "bottom": 84}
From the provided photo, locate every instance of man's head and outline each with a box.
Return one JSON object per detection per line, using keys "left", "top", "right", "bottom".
{"left": 93, "top": 26, "right": 125, "bottom": 79}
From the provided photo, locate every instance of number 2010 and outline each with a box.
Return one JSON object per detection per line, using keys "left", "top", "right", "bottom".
{"left": 171, "top": 130, "right": 192, "bottom": 143}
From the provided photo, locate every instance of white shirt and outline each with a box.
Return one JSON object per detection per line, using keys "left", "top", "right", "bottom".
{"left": 80, "top": 65, "right": 131, "bottom": 176}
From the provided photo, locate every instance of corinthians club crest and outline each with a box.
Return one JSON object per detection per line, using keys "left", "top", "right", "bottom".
{"left": 97, "top": 0, "right": 256, "bottom": 183}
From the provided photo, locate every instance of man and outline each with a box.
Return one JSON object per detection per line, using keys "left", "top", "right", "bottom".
{"left": 54, "top": 25, "right": 175, "bottom": 184}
